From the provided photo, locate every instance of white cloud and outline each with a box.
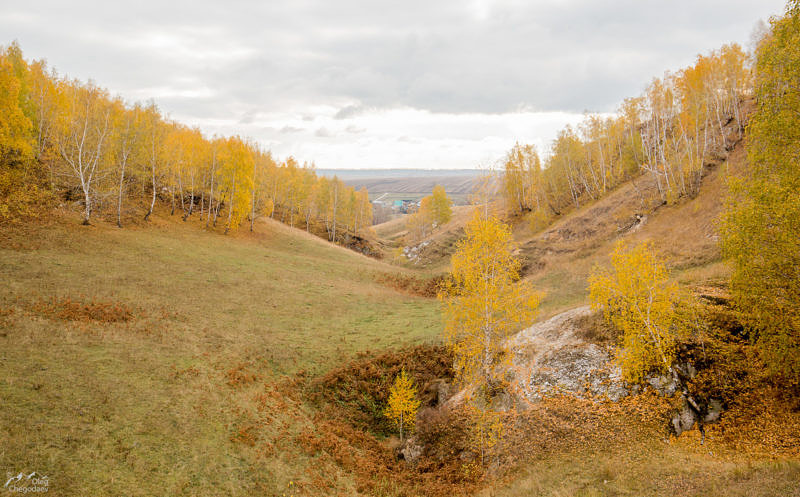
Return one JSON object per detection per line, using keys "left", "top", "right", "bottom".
{"left": 187, "top": 105, "right": 586, "bottom": 168}
{"left": 0, "top": 0, "right": 787, "bottom": 169}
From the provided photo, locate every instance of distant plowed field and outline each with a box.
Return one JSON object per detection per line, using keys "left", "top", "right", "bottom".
{"left": 345, "top": 175, "right": 480, "bottom": 195}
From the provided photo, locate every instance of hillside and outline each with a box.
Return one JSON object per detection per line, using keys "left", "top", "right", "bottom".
{"left": 2, "top": 134, "right": 799, "bottom": 496}
{"left": 373, "top": 204, "right": 473, "bottom": 265}
{"left": 387, "top": 137, "right": 743, "bottom": 317}
{"left": 2, "top": 3, "right": 800, "bottom": 494}
{"left": 513, "top": 139, "right": 743, "bottom": 318}
{"left": 0, "top": 211, "right": 442, "bottom": 496}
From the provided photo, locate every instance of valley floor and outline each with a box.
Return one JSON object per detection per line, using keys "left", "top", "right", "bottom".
{"left": 1, "top": 201, "right": 799, "bottom": 496}
{"left": 0, "top": 212, "right": 440, "bottom": 495}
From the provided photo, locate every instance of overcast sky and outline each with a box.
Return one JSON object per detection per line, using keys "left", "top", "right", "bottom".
{"left": 2, "top": 0, "right": 786, "bottom": 169}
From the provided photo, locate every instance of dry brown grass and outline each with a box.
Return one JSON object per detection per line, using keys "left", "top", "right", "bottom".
{"left": 373, "top": 272, "right": 447, "bottom": 298}
{"left": 0, "top": 207, "right": 442, "bottom": 496}
{"left": 30, "top": 295, "right": 135, "bottom": 323}
{"left": 503, "top": 138, "right": 749, "bottom": 320}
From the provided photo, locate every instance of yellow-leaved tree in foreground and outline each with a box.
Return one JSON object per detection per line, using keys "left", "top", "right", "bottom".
{"left": 589, "top": 240, "right": 712, "bottom": 439}
{"left": 589, "top": 241, "right": 690, "bottom": 383}
{"left": 722, "top": 0, "right": 800, "bottom": 385}
{"left": 439, "top": 207, "right": 540, "bottom": 462}
{"left": 384, "top": 369, "right": 421, "bottom": 442}
{"left": 441, "top": 209, "right": 540, "bottom": 388}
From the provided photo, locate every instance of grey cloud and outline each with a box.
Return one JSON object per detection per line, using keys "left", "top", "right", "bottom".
{"left": 238, "top": 109, "right": 257, "bottom": 124}
{"left": 345, "top": 125, "right": 365, "bottom": 134}
{"left": 1, "top": 0, "right": 786, "bottom": 118}
{"left": 280, "top": 125, "right": 304, "bottom": 134}
{"left": 333, "top": 105, "right": 365, "bottom": 120}
{"left": 315, "top": 127, "right": 334, "bottom": 138}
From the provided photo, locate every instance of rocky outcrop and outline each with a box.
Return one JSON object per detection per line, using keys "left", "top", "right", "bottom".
{"left": 402, "top": 241, "right": 430, "bottom": 264}
{"left": 398, "top": 438, "right": 423, "bottom": 463}
{"left": 438, "top": 306, "right": 724, "bottom": 441}
{"left": 508, "top": 306, "right": 628, "bottom": 405}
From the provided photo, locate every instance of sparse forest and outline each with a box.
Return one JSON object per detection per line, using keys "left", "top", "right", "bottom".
{"left": 1, "top": 0, "right": 800, "bottom": 496}
{"left": 0, "top": 43, "right": 372, "bottom": 244}
{"left": 502, "top": 43, "right": 750, "bottom": 221}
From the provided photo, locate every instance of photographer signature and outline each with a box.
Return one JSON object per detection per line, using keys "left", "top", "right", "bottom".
{"left": 4, "top": 472, "right": 47, "bottom": 488}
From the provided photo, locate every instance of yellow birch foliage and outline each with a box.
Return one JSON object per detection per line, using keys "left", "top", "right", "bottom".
{"left": 384, "top": 369, "right": 421, "bottom": 441}
{"left": 440, "top": 210, "right": 540, "bottom": 388}
{"left": 217, "top": 136, "right": 255, "bottom": 232}
{"left": 0, "top": 52, "right": 32, "bottom": 159}
{"left": 722, "top": 0, "right": 800, "bottom": 384}
{"left": 463, "top": 396, "right": 504, "bottom": 466}
{"left": 502, "top": 142, "right": 541, "bottom": 214}
{"left": 430, "top": 184, "right": 452, "bottom": 226}
{"left": 405, "top": 196, "right": 434, "bottom": 243}
{"left": 589, "top": 241, "right": 683, "bottom": 383}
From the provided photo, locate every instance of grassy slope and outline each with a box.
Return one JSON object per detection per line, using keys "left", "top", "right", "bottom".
{"left": 485, "top": 143, "right": 800, "bottom": 495}
{"left": 0, "top": 212, "right": 441, "bottom": 496}
{"left": 512, "top": 143, "right": 744, "bottom": 319}
{"left": 368, "top": 140, "right": 800, "bottom": 496}
{"left": 373, "top": 205, "right": 474, "bottom": 273}
{"left": 489, "top": 445, "right": 800, "bottom": 497}
{"left": 3, "top": 137, "right": 798, "bottom": 496}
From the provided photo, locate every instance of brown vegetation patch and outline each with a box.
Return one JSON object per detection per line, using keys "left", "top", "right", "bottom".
{"left": 704, "top": 388, "right": 800, "bottom": 457}
{"left": 0, "top": 306, "right": 14, "bottom": 318}
{"left": 572, "top": 309, "right": 620, "bottom": 345}
{"left": 500, "top": 392, "right": 674, "bottom": 462}
{"left": 308, "top": 344, "right": 455, "bottom": 435}
{"left": 296, "top": 409, "right": 483, "bottom": 496}
{"left": 225, "top": 363, "right": 261, "bottom": 388}
{"left": 31, "top": 295, "right": 134, "bottom": 323}
{"left": 170, "top": 365, "right": 200, "bottom": 379}
{"left": 292, "top": 345, "right": 489, "bottom": 495}
{"left": 231, "top": 423, "right": 259, "bottom": 446}
{"left": 374, "top": 272, "right": 448, "bottom": 298}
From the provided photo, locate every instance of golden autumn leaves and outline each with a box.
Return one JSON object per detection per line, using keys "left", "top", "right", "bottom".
{"left": 440, "top": 209, "right": 540, "bottom": 389}
{"left": 0, "top": 42, "right": 373, "bottom": 240}
{"left": 589, "top": 241, "right": 686, "bottom": 384}
{"left": 721, "top": 0, "right": 800, "bottom": 384}
{"left": 384, "top": 369, "right": 421, "bottom": 442}
{"left": 405, "top": 184, "right": 453, "bottom": 243}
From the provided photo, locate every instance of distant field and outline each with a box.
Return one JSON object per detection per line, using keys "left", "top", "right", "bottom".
{"left": 318, "top": 169, "right": 499, "bottom": 207}
{"left": 371, "top": 191, "right": 472, "bottom": 207}
{"left": 317, "top": 168, "right": 486, "bottom": 180}
{"left": 345, "top": 175, "right": 479, "bottom": 196}
{"left": 343, "top": 175, "right": 487, "bottom": 207}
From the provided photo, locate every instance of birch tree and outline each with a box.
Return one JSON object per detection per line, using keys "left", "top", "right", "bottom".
{"left": 52, "top": 80, "right": 111, "bottom": 225}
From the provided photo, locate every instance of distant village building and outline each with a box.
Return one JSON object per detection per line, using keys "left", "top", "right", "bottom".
{"left": 388, "top": 199, "right": 419, "bottom": 213}
{"left": 400, "top": 199, "right": 417, "bottom": 213}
